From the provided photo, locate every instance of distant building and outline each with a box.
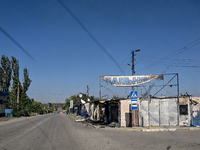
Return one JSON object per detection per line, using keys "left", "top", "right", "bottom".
{"left": 0, "top": 91, "right": 9, "bottom": 117}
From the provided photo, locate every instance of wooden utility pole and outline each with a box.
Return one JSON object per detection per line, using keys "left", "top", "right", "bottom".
{"left": 87, "top": 85, "right": 89, "bottom": 97}
{"left": 131, "top": 49, "right": 140, "bottom": 127}
{"left": 17, "top": 81, "right": 19, "bottom": 110}
{"left": 132, "top": 50, "right": 135, "bottom": 91}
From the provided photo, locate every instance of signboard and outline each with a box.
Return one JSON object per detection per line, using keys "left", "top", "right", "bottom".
{"left": 130, "top": 91, "right": 138, "bottom": 110}
{"left": 100, "top": 75, "right": 163, "bottom": 87}
{"left": 70, "top": 100, "right": 73, "bottom": 108}
{"left": 131, "top": 100, "right": 138, "bottom": 110}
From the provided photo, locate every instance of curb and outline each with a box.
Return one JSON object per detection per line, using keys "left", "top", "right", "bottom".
{"left": 71, "top": 115, "right": 200, "bottom": 132}
{"left": 176, "top": 127, "right": 200, "bottom": 131}
{"left": 141, "top": 128, "right": 177, "bottom": 132}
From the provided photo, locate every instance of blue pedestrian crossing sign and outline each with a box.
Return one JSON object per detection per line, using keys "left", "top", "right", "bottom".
{"left": 130, "top": 91, "right": 138, "bottom": 99}
{"left": 130, "top": 91, "right": 138, "bottom": 110}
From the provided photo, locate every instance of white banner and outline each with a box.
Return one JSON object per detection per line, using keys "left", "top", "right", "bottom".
{"left": 100, "top": 75, "right": 163, "bottom": 87}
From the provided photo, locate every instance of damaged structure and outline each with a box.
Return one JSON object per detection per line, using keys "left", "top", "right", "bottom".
{"left": 71, "top": 95, "right": 200, "bottom": 128}
{"left": 70, "top": 73, "right": 200, "bottom": 128}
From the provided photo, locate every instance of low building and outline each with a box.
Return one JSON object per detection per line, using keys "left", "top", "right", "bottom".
{"left": 0, "top": 91, "right": 9, "bottom": 117}
{"left": 120, "top": 95, "right": 200, "bottom": 127}
{"left": 73, "top": 95, "right": 200, "bottom": 128}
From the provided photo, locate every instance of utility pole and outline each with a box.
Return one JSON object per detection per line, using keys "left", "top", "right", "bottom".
{"left": 131, "top": 49, "right": 140, "bottom": 127}
{"left": 131, "top": 49, "right": 140, "bottom": 91}
{"left": 87, "top": 85, "right": 90, "bottom": 101}
{"left": 17, "top": 81, "right": 19, "bottom": 110}
{"left": 131, "top": 50, "right": 135, "bottom": 91}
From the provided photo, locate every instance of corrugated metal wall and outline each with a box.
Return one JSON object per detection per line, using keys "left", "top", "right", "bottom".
{"left": 140, "top": 98, "right": 178, "bottom": 126}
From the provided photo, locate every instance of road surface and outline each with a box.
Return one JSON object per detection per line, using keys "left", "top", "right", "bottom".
{"left": 0, "top": 114, "right": 199, "bottom": 150}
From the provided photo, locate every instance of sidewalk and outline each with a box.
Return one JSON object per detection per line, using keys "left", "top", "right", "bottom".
{"left": 70, "top": 114, "right": 200, "bottom": 132}
{"left": 120, "top": 126, "right": 200, "bottom": 132}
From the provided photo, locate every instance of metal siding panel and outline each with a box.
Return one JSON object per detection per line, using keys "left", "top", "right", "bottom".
{"left": 141, "top": 101, "right": 149, "bottom": 126}
{"left": 150, "top": 99, "right": 159, "bottom": 126}
{"left": 168, "top": 99, "right": 177, "bottom": 125}
{"left": 160, "top": 101, "right": 169, "bottom": 126}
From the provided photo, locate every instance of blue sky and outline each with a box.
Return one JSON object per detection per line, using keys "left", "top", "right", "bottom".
{"left": 1, "top": 0, "right": 200, "bottom": 103}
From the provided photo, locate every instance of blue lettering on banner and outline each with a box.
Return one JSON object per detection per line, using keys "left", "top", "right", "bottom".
{"left": 119, "top": 77, "right": 125, "bottom": 85}
{"left": 126, "top": 78, "right": 132, "bottom": 85}
{"left": 105, "top": 76, "right": 150, "bottom": 86}
{"left": 105, "top": 78, "right": 111, "bottom": 84}
{"left": 112, "top": 78, "right": 118, "bottom": 84}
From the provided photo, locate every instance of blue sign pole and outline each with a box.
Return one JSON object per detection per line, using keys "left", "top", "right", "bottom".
{"left": 130, "top": 91, "right": 138, "bottom": 110}
{"left": 130, "top": 91, "right": 138, "bottom": 127}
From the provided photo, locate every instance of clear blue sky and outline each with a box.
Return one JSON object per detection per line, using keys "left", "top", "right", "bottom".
{"left": 1, "top": 0, "right": 200, "bottom": 103}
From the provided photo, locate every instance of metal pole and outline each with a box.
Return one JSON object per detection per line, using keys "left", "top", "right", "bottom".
{"left": 159, "top": 100, "right": 160, "bottom": 126}
{"left": 188, "top": 96, "right": 190, "bottom": 126}
{"left": 99, "top": 77, "right": 101, "bottom": 100}
{"left": 148, "top": 95, "right": 151, "bottom": 129}
{"left": 177, "top": 73, "right": 180, "bottom": 127}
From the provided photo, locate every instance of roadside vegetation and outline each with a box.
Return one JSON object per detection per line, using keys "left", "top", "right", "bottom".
{"left": 0, "top": 55, "right": 46, "bottom": 117}
{"left": 62, "top": 94, "right": 99, "bottom": 113}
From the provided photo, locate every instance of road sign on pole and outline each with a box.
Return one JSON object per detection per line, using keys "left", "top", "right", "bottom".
{"left": 130, "top": 91, "right": 138, "bottom": 110}
{"left": 131, "top": 100, "right": 138, "bottom": 110}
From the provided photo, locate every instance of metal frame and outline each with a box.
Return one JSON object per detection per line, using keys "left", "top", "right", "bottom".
{"left": 99, "top": 73, "right": 179, "bottom": 99}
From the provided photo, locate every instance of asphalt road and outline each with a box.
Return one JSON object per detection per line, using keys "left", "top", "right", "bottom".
{"left": 0, "top": 114, "right": 199, "bottom": 150}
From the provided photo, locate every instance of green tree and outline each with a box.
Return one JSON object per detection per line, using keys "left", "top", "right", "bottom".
{"left": 63, "top": 98, "right": 70, "bottom": 113}
{"left": 55, "top": 106, "right": 58, "bottom": 111}
{"left": 11, "top": 56, "right": 19, "bottom": 78}
{"left": 9, "top": 57, "right": 33, "bottom": 117}
{"left": 32, "top": 101, "right": 43, "bottom": 113}
{"left": 22, "top": 67, "right": 31, "bottom": 92}
{"left": 49, "top": 107, "right": 54, "bottom": 113}
{"left": 112, "top": 95, "right": 121, "bottom": 99}
{"left": 0, "top": 55, "right": 12, "bottom": 92}
{"left": 20, "top": 67, "right": 32, "bottom": 116}
{"left": 90, "top": 96, "right": 99, "bottom": 102}
{"left": 8, "top": 56, "right": 20, "bottom": 110}
{"left": 70, "top": 94, "right": 78, "bottom": 104}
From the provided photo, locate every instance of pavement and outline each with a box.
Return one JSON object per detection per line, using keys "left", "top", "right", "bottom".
{"left": 1, "top": 114, "right": 200, "bottom": 150}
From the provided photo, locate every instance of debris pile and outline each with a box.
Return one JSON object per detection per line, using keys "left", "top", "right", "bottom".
{"left": 108, "top": 122, "right": 119, "bottom": 127}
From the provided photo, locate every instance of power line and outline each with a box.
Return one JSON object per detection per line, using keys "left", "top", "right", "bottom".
{"left": 57, "top": 0, "right": 124, "bottom": 74}
{"left": 118, "top": 52, "right": 131, "bottom": 67}
{"left": 137, "top": 57, "right": 200, "bottom": 68}
{"left": 104, "top": 87, "right": 120, "bottom": 97}
{"left": 0, "top": 26, "right": 35, "bottom": 61}
{"left": 136, "top": 38, "right": 200, "bottom": 72}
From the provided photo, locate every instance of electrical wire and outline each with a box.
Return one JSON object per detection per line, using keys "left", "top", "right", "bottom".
{"left": 0, "top": 26, "right": 35, "bottom": 61}
{"left": 136, "top": 38, "right": 200, "bottom": 72}
{"left": 57, "top": 0, "right": 124, "bottom": 74}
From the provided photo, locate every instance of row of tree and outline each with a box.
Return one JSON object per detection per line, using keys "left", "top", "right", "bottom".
{"left": 0, "top": 55, "right": 44, "bottom": 117}
{"left": 62, "top": 94, "right": 100, "bottom": 113}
